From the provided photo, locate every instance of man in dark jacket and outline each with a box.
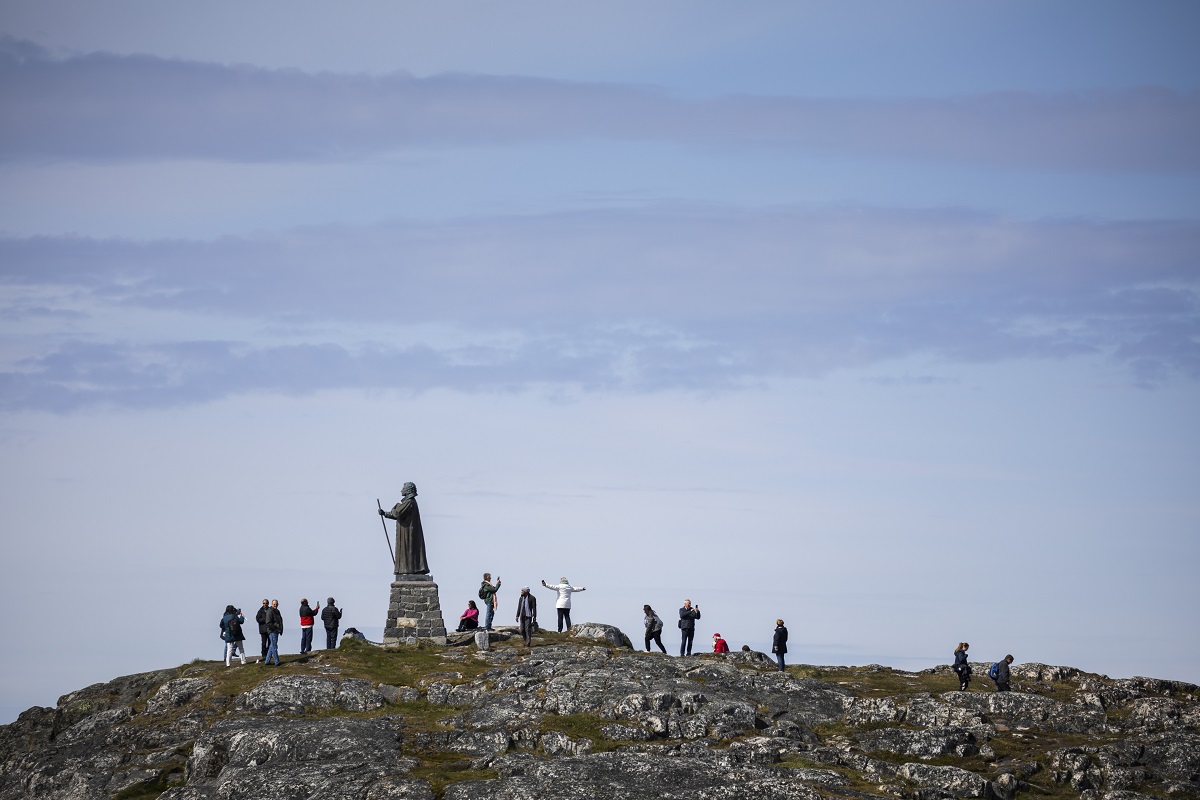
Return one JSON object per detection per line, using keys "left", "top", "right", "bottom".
{"left": 255, "top": 599, "right": 270, "bottom": 661}
{"left": 772, "top": 619, "right": 788, "bottom": 671}
{"left": 264, "top": 599, "right": 284, "bottom": 666}
{"left": 678, "top": 599, "right": 701, "bottom": 656}
{"left": 322, "top": 597, "right": 343, "bottom": 649}
{"left": 515, "top": 587, "right": 538, "bottom": 646}
{"left": 993, "top": 654, "right": 1014, "bottom": 692}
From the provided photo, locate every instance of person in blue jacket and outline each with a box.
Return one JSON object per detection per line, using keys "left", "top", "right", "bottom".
{"left": 953, "top": 642, "right": 972, "bottom": 690}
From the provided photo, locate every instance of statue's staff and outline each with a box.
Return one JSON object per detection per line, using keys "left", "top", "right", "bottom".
{"left": 376, "top": 499, "right": 397, "bottom": 571}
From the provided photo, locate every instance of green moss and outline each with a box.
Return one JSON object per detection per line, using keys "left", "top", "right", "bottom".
{"left": 409, "top": 752, "right": 499, "bottom": 799}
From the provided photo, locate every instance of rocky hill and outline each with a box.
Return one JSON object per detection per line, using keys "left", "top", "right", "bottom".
{"left": 1, "top": 623, "right": 1196, "bottom": 800}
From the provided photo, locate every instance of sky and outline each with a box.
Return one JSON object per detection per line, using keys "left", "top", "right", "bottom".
{"left": 1, "top": 1, "right": 1198, "bottom": 724}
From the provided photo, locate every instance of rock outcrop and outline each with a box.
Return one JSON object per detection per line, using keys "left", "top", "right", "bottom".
{"left": 1, "top": 625, "right": 1196, "bottom": 799}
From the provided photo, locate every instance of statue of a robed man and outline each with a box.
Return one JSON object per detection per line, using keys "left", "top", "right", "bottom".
{"left": 379, "top": 482, "right": 429, "bottom": 575}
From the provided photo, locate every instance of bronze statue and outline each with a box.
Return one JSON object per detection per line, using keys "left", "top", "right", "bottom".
{"left": 379, "top": 482, "right": 429, "bottom": 575}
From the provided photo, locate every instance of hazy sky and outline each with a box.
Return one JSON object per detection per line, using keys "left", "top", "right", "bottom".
{"left": 2, "top": 1, "right": 1198, "bottom": 724}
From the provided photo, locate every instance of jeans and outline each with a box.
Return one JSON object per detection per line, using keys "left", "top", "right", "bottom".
{"left": 775, "top": 651, "right": 786, "bottom": 671}
{"left": 484, "top": 602, "right": 495, "bottom": 630}
{"left": 325, "top": 627, "right": 338, "bottom": 649}
{"left": 266, "top": 631, "right": 281, "bottom": 665}
{"left": 645, "top": 630, "right": 666, "bottom": 653}
{"left": 680, "top": 627, "right": 695, "bottom": 656}
{"left": 300, "top": 626, "right": 313, "bottom": 654}
{"left": 556, "top": 608, "right": 572, "bottom": 631}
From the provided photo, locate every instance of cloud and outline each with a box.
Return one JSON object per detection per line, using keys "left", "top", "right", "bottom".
{"left": 2, "top": 37, "right": 1197, "bottom": 170}
{"left": 2, "top": 206, "right": 1197, "bottom": 410}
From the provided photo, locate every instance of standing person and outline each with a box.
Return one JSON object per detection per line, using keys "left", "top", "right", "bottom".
{"left": 221, "top": 605, "right": 247, "bottom": 667}
{"left": 298, "top": 598, "right": 320, "bottom": 655}
{"left": 712, "top": 633, "right": 729, "bottom": 653}
{"left": 457, "top": 600, "right": 480, "bottom": 632}
{"left": 953, "top": 642, "right": 972, "bottom": 691}
{"left": 643, "top": 605, "right": 667, "bottom": 653}
{"left": 515, "top": 586, "right": 538, "bottom": 646}
{"left": 255, "top": 599, "right": 270, "bottom": 662}
{"left": 540, "top": 577, "right": 586, "bottom": 632}
{"left": 678, "top": 599, "right": 701, "bottom": 656}
{"left": 321, "top": 597, "right": 342, "bottom": 649}
{"left": 991, "top": 654, "right": 1014, "bottom": 692}
{"left": 479, "top": 573, "right": 501, "bottom": 631}
{"left": 264, "top": 599, "right": 284, "bottom": 666}
{"left": 771, "top": 619, "right": 788, "bottom": 671}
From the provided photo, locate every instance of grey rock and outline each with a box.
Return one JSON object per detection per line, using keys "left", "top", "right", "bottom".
{"left": 236, "top": 675, "right": 385, "bottom": 714}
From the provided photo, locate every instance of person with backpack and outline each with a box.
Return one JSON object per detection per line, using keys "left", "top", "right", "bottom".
{"left": 321, "top": 597, "right": 342, "bottom": 649}
{"left": 990, "top": 654, "right": 1014, "bottom": 692}
{"left": 479, "top": 573, "right": 501, "bottom": 631}
{"left": 953, "top": 642, "right": 972, "bottom": 691}
{"left": 298, "top": 598, "right": 320, "bottom": 655}
{"left": 643, "top": 604, "right": 667, "bottom": 653}
{"left": 221, "top": 605, "right": 247, "bottom": 666}
{"left": 263, "top": 599, "right": 284, "bottom": 666}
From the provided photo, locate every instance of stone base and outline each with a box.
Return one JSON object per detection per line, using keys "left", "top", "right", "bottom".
{"left": 382, "top": 577, "right": 448, "bottom": 644}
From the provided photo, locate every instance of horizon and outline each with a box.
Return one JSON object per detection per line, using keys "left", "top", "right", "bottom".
{"left": 2, "top": 0, "right": 1198, "bottom": 725}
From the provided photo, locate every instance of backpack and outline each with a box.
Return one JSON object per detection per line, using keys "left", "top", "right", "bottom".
{"left": 988, "top": 662, "right": 1000, "bottom": 680}
{"left": 226, "top": 615, "right": 242, "bottom": 639}
{"left": 478, "top": 583, "right": 489, "bottom": 601}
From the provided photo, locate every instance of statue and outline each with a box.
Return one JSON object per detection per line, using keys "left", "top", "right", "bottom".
{"left": 379, "top": 482, "right": 429, "bottom": 576}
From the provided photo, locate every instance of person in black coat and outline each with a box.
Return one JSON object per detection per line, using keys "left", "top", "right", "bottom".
{"left": 772, "top": 619, "right": 788, "bottom": 671}
{"left": 255, "top": 599, "right": 270, "bottom": 661}
{"left": 322, "top": 598, "right": 343, "bottom": 649}
{"left": 953, "top": 642, "right": 972, "bottom": 691}
{"left": 993, "top": 654, "right": 1014, "bottom": 692}
{"left": 678, "top": 599, "right": 701, "bottom": 656}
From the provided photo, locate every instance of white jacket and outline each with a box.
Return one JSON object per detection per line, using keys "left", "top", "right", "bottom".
{"left": 543, "top": 582, "right": 585, "bottom": 608}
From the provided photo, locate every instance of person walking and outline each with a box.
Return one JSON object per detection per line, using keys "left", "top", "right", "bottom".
{"left": 992, "top": 654, "right": 1014, "bottom": 692}
{"left": 457, "top": 600, "right": 480, "bottom": 632}
{"left": 321, "top": 597, "right": 342, "bottom": 649}
{"left": 479, "top": 573, "right": 501, "bottom": 631}
{"left": 515, "top": 586, "right": 538, "bottom": 646}
{"left": 221, "top": 605, "right": 247, "bottom": 666}
{"left": 643, "top": 605, "right": 667, "bottom": 653}
{"left": 953, "top": 642, "right": 972, "bottom": 691}
{"left": 255, "top": 599, "right": 270, "bottom": 662}
{"left": 264, "top": 599, "right": 284, "bottom": 666}
{"left": 540, "top": 577, "right": 586, "bottom": 632}
{"left": 771, "top": 619, "right": 788, "bottom": 671}
{"left": 678, "top": 599, "right": 701, "bottom": 656}
{"left": 298, "top": 598, "right": 320, "bottom": 655}
{"left": 712, "top": 633, "right": 729, "bottom": 653}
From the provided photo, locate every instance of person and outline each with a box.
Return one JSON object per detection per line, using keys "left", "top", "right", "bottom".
{"left": 515, "top": 586, "right": 538, "bottom": 646}
{"left": 712, "top": 632, "right": 730, "bottom": 653}
{"left": 741, "top": 645, "right": 751, "bottom": 652}
{"left": 993, "top": 654, "right": 1014, "bottom": 692}
{"left": 298, "top": 598, "right": 320, "bottom": 655}
{"left": 678, "top": 599, "right": 701, "bottom": 656}
{"left": 771, "top": 619, "right": 788, "bottom": 671}
{"left": 255, "top": 599, "right": 271, "bottom": 661}
{"left": 221, "top": 605, "right": 247, "bottom": 667}
{"left": 379, "top": 482, "right": 429, "bottom": 575}
{"left": 457, "top": 600, "right": 480, "bottom": 632}
{"left": 540, "top": 577, "right": 586, "bottom": 632}
{"left": 643, "top": 605, "right": 667, "bottom": 653}
{"left": 321, "top": 597, "right": 342, "bottom": 649}
{"left": 343, "top": 627, "right": 368, "bottom": 643}
{"left": 264, "top": 599, "right": 284, "bottom": 666}
{"left": 953, "top": 642, "right": 972, "bottom": 691}
{"left": 479, "top": 573, "right": 501, "bottom": 631}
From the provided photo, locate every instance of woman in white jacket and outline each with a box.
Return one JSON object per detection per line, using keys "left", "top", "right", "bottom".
{"left": 540, "top": 577, "right": 586, "bottom": 632}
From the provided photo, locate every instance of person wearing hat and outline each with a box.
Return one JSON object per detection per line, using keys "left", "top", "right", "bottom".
{"left": 321, "top": 597, "right": 342, "bottom": 649}
{"left": 712, "top": 632, "right": 729, "bottom": 653}
{"left": 540, "top": 577, "right": 586, "bottom": 632}
{"left": 515, "top": 586, "right": 538, "bottom": 646}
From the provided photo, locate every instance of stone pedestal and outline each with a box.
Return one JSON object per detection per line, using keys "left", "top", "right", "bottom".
{"left": 383, "top": 574, "right": 447, "bottom": 644}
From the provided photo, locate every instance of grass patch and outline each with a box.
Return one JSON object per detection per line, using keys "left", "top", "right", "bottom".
{"left": 809, "top": 666, "right": 958, "bottom": 698}
{"left": 409, "top": 752, "right": 498, "bottom": 799}
{"left": 538, "top": 712, "right": 650, "bottom": 753}
{"left": 111, "top": 769, "right": 185, "bottom": 800}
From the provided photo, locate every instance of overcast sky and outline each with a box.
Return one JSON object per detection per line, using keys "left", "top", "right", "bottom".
{"left": 1, "top": 1, "right": 1198, "bottom": 724}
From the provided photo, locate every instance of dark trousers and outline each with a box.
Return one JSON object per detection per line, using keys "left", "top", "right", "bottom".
{"left": 556, "top": 608, "right": 572, "bottom": 631}
{"left": 680, "top": 627, "right": 695, "bottom": 656}
{"left": 519, "top": 616, "right": 534, "bottom": 645}
{"left": 300, "top": 627, "right": 313, "bottom": 654}
{"left": 996, "top": 680, "right": 1011, "bottom": 692}
{"left": 325, "top": 627, "right": 338, "bottom": 649}
{"left": 260, "top": 632, "right": 270, "bottom": 658}
{"left": 645, "top": 630, "right": 666, "bottom": 653}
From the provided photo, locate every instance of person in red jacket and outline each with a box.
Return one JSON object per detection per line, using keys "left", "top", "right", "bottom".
{"left": 298, "top": 598, "right": 320, "bottom": 654}
{"left": 712, "top": 633, "right": 729, "bottom": 653}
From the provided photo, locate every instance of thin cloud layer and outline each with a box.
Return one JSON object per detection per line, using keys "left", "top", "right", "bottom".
{"left": 2, "top": 37, "right": 1197, "bottom": 170}
{"left": 2, "top": 207, "right": 1197, "bottom": 411}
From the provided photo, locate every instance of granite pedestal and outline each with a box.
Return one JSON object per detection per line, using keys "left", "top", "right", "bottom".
{"left": 382, "top": 573, "right": 448, "bottom": 645}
